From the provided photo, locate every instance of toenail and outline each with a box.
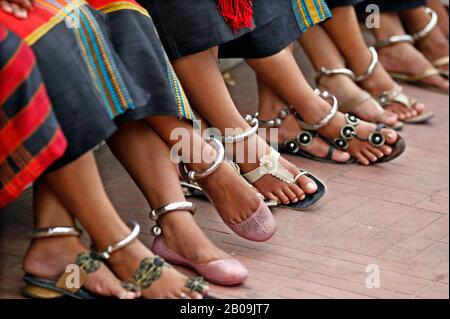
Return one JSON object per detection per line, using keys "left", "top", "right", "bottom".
{"left": 293, "top": 198, "right": 299, "bottom": 203}
{"left": 306, "top": 183, "right": 317, "bottom": 192}
{"left": 300, "top": 194, "right": 306, "bottom": 200}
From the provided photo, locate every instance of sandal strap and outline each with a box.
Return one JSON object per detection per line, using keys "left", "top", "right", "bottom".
{"left": 358, "top": 124, "right": 387, "bottom": 148}
{"left": 378, "top": 85, "right": 415, "bottom": 109}
{"left": 375, "top": 34, "right": 415, "bottom": 49}
{"left": 295, "top": 90, "right": 339, "bottom": 131}
{"left": 332, "top": 113, "right": 361, "bottom": 151}
{"left": 412, "top": 8, "right": 438, "bottom": 41}
{"left": 242, "top": 148, "right": 295, "bottom": 184}
{"left": 355, "top": 47, "right": 379, "bottom": 83}
{"left": 150, "top": 202, "right": 196, "bottom": 237}
{"left": 433, "top": 55, "right": 450, "bottom": 68}
{"left": 294, "top": 171, "right": 309, "bottom": 182}
{"left": 32, "top": 226, "right": 83, "bottom": 239}
{"left": 122, "top": 256, "right": 168, "bottom": 292}
{"left": 179, "top": 138, "right": 225, "bottom": 183}
{"left": 211, "top": 115, "right": 259, "bottom": 144}
{"left": 186, "top": 277, "right": 207, "bottom": 293}
{"left": 256, "top": 108, "right": 291, "bottom": 128}
{"left": 389, "top": 68, "right": 441, "bottom": 82}
{"left": 75, "top": 252, "right": 102, "bottom": 274}
{"left": 95, "top": 221, "right": 140, "bottom": 260}
{"left": 283, "top": 130, "right": 317, "bottom": 154}
{"left": 317, "top": 67, "right": 356, "bottom": 83}
{"left": 340, "top": 91, "right": 375, "bottom": 113}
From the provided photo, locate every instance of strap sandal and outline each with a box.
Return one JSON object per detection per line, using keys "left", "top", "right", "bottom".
{"left": 329, "top": 113, "right": 406, "bottom": 164}
{"left": 378, "top": 85, "right": 435, "bottom": 124}
{"left": 241, "top": 147, "right": 327, "bottom": 211}
{"left": 179, "top": 137, "right": 276, "bottom": 242}
{"left": 375, "top": 10, "right": 446, "bottom": 93}
{"left": 411, "top": 8, "right": 449, "bottom": 79}
{"left": 432, "top": 56, "right": 449, "bottom": 78}
{"left": 22, "top": 226, "right": 102, "bottom": 299}
{"left": 257, "top": 107, "right": 355, "bottom": 164}
{"left": 149, "top": 202, "right": 248, "bottom": 286}
{"left": 94, "top": 221, "right": 214, "bottom": 299}
{"left": 317, "top": 55, "right": 404, "bottom": 131}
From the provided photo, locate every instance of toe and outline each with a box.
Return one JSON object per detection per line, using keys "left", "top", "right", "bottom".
{"left": 331, "top": 149, "right": 352, "bottom": 163}
{"left": 413, "top": 102, "right": 426, "bottom": 113}
{"left": 368, "top": 146, "right": 385, "bottom": 159}
{"left": 381, "top": 128, "right": 398, "bottom": 144}
{"left": 275, "top": 190, "right": 291, "bottom": 205}
{"left": 265, "top": 192, "right": 281, "bottom": 203}
{"left": 288, "top": 183, "right": 305, "bottom": 200}
{"left": 362, "top": 149, "right": 379, "bottom": 163}
{"left": 379, "top": 145, "right": 393, "bottom": 156}
{"left": 355, "top": 152, "right": 370, "bottom": 166}
{"left": 297, "top": 175, "right": 317, "bottom": 195}
{"left": 283, "top": 186, "right": 299, "bottom": 203}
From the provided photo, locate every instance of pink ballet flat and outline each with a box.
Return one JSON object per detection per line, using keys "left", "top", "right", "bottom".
{"left": 152, "top": 237, "right": 248, "bottom": 286}
{"left": 224, "top": 199, "right": 276, "bottom": 242}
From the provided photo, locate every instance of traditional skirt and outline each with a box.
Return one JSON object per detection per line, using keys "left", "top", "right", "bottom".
{"left": 89, "top": 0, "right": 193, "bottom": 120}
{"left": 219, "top": 0, "right": 332, "bottom": 59}
{"left": 0, "top": 0, "right": 192, "bottom": 170}
{"left": 0, "top": 26, "right": 67, "bottom": 208}
{"left": 356, "top": 0, "right": 426, "bottom": 12}
{"left": 138, "top": 0, "right": 288, "bottom": 60}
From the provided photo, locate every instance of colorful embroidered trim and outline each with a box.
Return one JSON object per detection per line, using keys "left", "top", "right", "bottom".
{"left": 291, "top": 0, "right": 332, "bottom": 33}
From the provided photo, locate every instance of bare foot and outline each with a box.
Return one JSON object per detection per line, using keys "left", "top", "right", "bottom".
{"left": 23, "top": 236, "right": 137, "bottom": 299}
{"left": 378, "top": 42, "right": 449, "bottom": 93}
{"left": 107, "top": 240, "right": 209, "bottom": 299}
{"left": 258, "top": 94, "right": 351, "bottom": 163}
{"left": 297, "top": 94, "right": 399, "bottom": 166}
{"left": 319, "top": 73, "right": 399, "bottom": 126}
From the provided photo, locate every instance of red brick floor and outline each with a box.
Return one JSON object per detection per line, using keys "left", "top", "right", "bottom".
{"left": 0, "top": 53, "right": 448, "bottom": 299}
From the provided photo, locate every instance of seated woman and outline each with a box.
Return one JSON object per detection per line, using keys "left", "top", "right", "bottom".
{"left": 356, "top": 0, "right": 449, "bottom": 92}
{"left": 139, "top": 0, "right": 328, "bottom": 210}
{"left": 298, "top": 1, "right": 434, "bottom": 125}
{"left": 215, "top": 0, "right": 405, "bottom": 166}
{"left": 2, "top": 0, "right": 265, "bottom": 289}
{"left": 1, "top": 2, "right": 215, "bottom": 298}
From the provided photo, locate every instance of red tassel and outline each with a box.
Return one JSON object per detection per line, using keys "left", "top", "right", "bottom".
{"left": 217, "top": 0, "right": 254, "bottom": 32}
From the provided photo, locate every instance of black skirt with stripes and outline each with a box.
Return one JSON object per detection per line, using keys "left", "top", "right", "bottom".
{"left": 138, "top": 0, "right": 287, "bottom": 60}
{"left": 219, "top": 0, "right": 332, "bottom": 59}
{"left": 0, "top": 0, "right": 192, "bottom": 170}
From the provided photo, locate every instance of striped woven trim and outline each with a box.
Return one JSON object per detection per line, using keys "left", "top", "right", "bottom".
{"left": 93, "top": 0, "right": 195, "bottom": 120}
{"left": 292, "top": 0, "right": 332, "bottom": 33}
{"left": 25, "top": 0, "right": 86, "bottom": 45}
{"left": 72, "top": 5, "right": 135, "bottom": 118}
{"left": 165, "top": 53, "right": 194, "bottom": 120}
{"left": 94, "top": 0, "right": 150, "bottom": 17}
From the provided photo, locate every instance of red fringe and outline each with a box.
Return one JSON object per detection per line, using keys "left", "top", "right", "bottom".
{"left": 217, "top": 0, "right": 254, "bottom": 32}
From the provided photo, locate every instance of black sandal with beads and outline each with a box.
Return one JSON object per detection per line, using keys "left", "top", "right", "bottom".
{"left": 257, "top": 108, "right": 355, "bottom": 164}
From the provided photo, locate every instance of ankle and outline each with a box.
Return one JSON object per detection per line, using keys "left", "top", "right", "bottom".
{"left": 24, "top": 236, "right": 84, "bottom": 277}
{"left": 296, "top": 96, "right": 332, "bottom": 124}
{"left": 258, "top": 100, "right": 289, "bottom": 120}
{"left": 348, "top": 49, "right": 373, "bottom": 76}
